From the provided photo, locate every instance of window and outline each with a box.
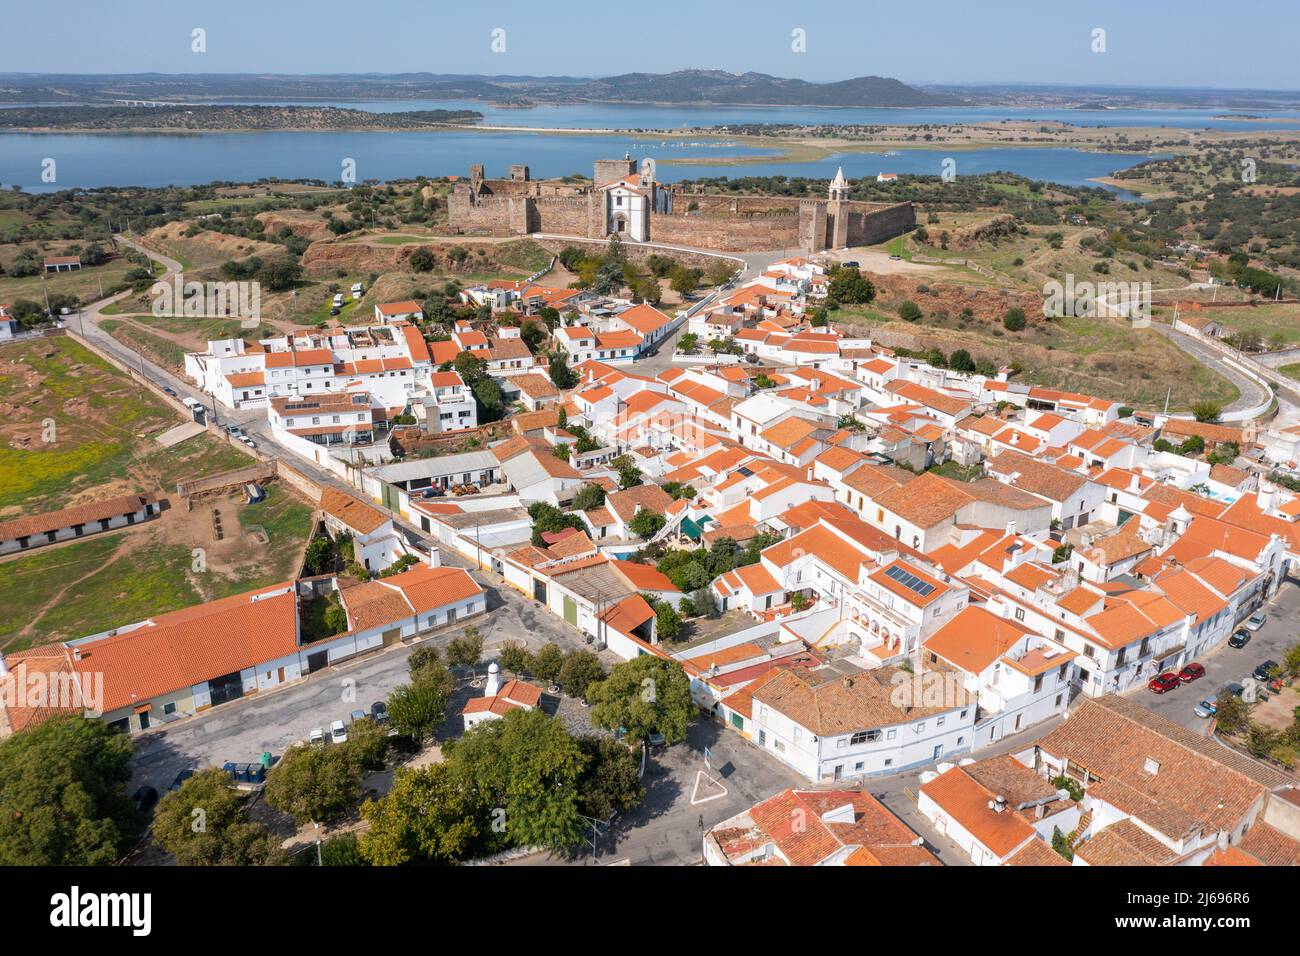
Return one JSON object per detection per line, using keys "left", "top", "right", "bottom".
{"left": 959, "top": 709, "right": 968, "bottom": 719}
{"left": 883, "top": 758, "right": 893, "bottom": 767}
{"left": 937, "top": 716, "right": 945, "bottom": 727}
{"left": 1014, "top": 607, "right": 1025, "bottom": 621}
{"left": 915, "top": 721, "right": 926, "bottom": 733}
{"left": 163, "top": 702, "right": 176, "bottom": 715}
{"left": 850, "top": 730, "right": 881, "bottom": 745}
{"left": 854, "top": 761, "right": 864, "bottom": 772}
{"left": 887, "top": 729, "right": 896, "bottom": 740}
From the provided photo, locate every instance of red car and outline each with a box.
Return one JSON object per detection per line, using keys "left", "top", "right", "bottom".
{"left": 1148, "top": 672, "right": 1181, "bottom": 694}
{"left": 1178, "top": 662, "right": 1206, "bottom": 684}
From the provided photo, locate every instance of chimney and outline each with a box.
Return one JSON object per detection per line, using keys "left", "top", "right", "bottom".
{"left": 1006, "top": 521, "right": 1016, "bottom": 537}
{"left": 485, "top": 660, "right": 501, "bottom": 697}
{"left": 841, "top": 675, "right": 855, "bottom": 689}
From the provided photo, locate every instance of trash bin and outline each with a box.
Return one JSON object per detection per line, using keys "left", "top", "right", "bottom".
{"left": 260, "top": 751, "right": 273, "bottom": 769}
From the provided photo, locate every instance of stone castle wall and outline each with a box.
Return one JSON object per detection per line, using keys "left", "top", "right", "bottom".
{"left": 447, "top": 164, "right": 914, "bottom": 252}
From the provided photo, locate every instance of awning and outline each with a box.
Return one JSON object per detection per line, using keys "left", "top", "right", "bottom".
{"left": 1154, "top": 644, "right": 1186, "bottom": 666}
{"left": 133, "top": 703, "right": 152, "bottom": 715}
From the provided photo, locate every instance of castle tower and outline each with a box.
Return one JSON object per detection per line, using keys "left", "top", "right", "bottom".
{"left": 829, "top": 166, "right": 849, "bottom": 202}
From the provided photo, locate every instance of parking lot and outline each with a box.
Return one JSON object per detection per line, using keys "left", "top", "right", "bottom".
{"left": 1137, "top": 577, "right": 1300, "bottom": 730}
{"left": 128, "top": 586, "right": 602, "bottom": 793}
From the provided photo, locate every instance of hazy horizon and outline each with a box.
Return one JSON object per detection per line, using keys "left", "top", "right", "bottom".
{"left": 6, "top": 0, "right": 1300, "bottom": 89}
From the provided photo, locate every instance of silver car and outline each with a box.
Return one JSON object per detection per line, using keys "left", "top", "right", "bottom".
{"left": 330, "top": 719, "right": 348, "bottom": 744}
{"left": 1245, "top": 612, "right": 1266, "bottom": 632}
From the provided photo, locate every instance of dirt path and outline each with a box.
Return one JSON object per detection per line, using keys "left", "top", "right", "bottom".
{"left": 6, "top": 532, "right": 137, "bottom": 648}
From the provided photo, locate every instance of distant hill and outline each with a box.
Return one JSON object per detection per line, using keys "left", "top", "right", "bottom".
{"left": 573, "top": 70, "right": 962, "bottom": 107}
{"left": 0, "top": 71, "right": 962, "bottom": 108}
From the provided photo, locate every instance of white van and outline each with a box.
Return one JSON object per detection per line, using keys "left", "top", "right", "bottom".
{"left": 332, "top": 293, "right": 344, "bottom": 307}
{"left": 350, "top": 283, "right": 364, "bottom": 298}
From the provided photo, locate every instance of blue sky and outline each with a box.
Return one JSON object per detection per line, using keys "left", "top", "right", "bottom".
{"left": 5, "top": 0, "right": 1298, "bottom": 89}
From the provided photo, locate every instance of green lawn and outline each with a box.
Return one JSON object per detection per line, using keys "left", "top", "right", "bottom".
{"left": 1278, "top": 363, "right": 1300, "bottom": 382}
{"left": 0, "top": 337, "right": 260, "bottom": 513}
{"left": 0, "top": 485, "right": 313, "bottom": 650}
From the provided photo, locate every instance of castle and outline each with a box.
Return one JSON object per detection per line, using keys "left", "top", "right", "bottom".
{"left": 447, "top": 158, "right": 915, "bottom": 254}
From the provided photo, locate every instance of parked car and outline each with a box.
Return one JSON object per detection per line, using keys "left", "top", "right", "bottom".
{"left": 744, "top": 353, "right": 759, "bottom": 364}
{"left": 162, "top": 386, "right": 178, "bottom": 397}
{"left": 330, "top": 306, "right": 341, "bottom": 316}
{"left": 1245, "top": 612, "right": 1267, "bottom": 631}
{"left": 1222, "top": 682, "right": 1246, "bottom": 698}
{"left": 1148, "top": 672, "right": 1181, "bottom": 694}
{"left": 168, "top": 768, "right": 194, "bottom": 792}
{"left": 240, "top": 436, "right": 256, "bottom": 448}
{"left": 1193, "top": 699, "right": 1218, "bottom": 719}
{"left": 226, "top": 424, "right": 243, "bottom": 437}
{"left": 889, "top": 254, "right": 902, "bottom": 261}
{"left": 1228, "top": 629, "right": 1251, "bottom": 648}
{"left": 1178, "top": 662, "right": 1206, "bottom": 683}
{"left": 330, "top": 719, "right": 348, "bottom": 744}
{"left": 349, "top": 708, "right": 367, "bottom": 724}
{"left": 1253, "top": 660, "right": 1279, "bottom": 682}
{"left": 840, "top": 260, "right": 860, "bottom": 269}
{"left": 370, "top": 701, "right": 389, "bottom": 723}
{"left": 309, "top": 726, "right": 326, "bottom": 746}
{"left": 132, "top": 785, "right": 159, "bottom": 813}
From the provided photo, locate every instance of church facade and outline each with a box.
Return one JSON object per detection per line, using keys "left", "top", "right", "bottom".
{"left": 447, "top": 158, "right": 914, "bottom": 254}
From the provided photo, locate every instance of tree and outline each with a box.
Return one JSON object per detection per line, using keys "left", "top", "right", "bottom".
{"left": 949, "top": 349, "right": 976, "bottom": 373}
{"left": 669, "top": 266, "right": 699, "bottom": 298}
{"left": 153, "top": 769, "right": 283, "bottom": 866}
{"left": 1215, "top": 690, "right": 1248, "bottom": 736}
{"left": 1284, "top": 642, "right": 1300, "bottom": 678}
{"left": 548, "top": 349, "right": 579, "bottom": 390}
{"left": 531, "top": 642, "right": 565, "bottom": 683}
{"left": 388, "top": 677, "right": 452, "bottom": 745}
{"left": 303, "top": 535, "right": 333, "bottom": 575}
{"left": 444, "top": 708, "right": 586, "bottom": 852}
{"left": 898, "top": 300, "right": 922, "bottom": 322}
{"left": 320, "top": 832, "right": 366, "bottom": 866}
{"left": 558, "top": 651, "right": 606, "bottom": 701}
{"left": 264, "top": 745, "right": 361, "bottom": 825}
{"left": 575, "top": 735, "right": 644, "bottom": 821}
{"left": 446, "top": 627, "right": 485, "bottom": 669}
{"left": 655, "top": 602, "right": 682, "bottom": 641}
{"left": 520, "top": 320, "right": 546, "bottom": 351}
{"left": 629, "top": 510, "right": 666, "bottom": 539}
{"left": 256, "top": 256, "right": 301, "bottom": 292}
{"left": 0, "top": 717, "right": 137, "bottom": 865}
{"left": 1003, "top": 308, "right": 1026, "bottom": 332}
{"left": 587, "top": 655, "right": 693, "bottom": 745}
{"left": 407, "top": 643, "right": 442, "bottom": 679}
{"left": 359, "top": 763, "right": 490, "bottom": 865}
{"left": 1193, "top": 401, "right": 1222, "bottom": 423}
{"left": 498, "top": 641, "right": 531, "bottom": 675}
{"left": 571, "top": 483, "right": 606, "bottom": 512}
{"left": 691, "top": 586, "right": 719, "bottom": 619}
{"left": 611, "top": 454, "right": 642, "bottom": 489}
{"left": 409, "top": 248, "right": 435, "bottom": 272}
{"left": 828, "top": 269, "right": 876, "bottom": 305}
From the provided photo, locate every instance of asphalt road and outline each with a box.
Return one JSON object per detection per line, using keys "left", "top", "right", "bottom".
{"left": 1134, "top": 577, "right": 1300, "bottom": 728}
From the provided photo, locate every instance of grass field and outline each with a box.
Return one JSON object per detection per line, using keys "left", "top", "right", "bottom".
{"left": 1279, "top": 363, "right": 1300, "bottom": 382}
{"left": 0, "top": 484, "right": 313, "bottom": 650}
{"left": 1180, "top": 303, "right": 1300, "bottom": 349}
{"left": 0, "top": 336, "right": 258, "bottom": 515}
{"left": 836, "top": 305, "right": 1239, "bottom": 411}
{"left": 0, "top": 257, "right": 140, "bottom": 308}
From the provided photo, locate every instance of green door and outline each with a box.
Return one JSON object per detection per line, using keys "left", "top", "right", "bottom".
{"left": 563, "top": 595, "right": 577, "bottom": 626}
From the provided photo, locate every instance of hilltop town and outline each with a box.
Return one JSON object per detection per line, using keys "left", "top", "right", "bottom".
{"left": 3, "top": 151, "right": 1300, "bottom": 874}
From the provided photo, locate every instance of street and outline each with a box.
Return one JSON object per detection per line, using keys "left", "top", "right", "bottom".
{"left": 1135, "top": 577, "right": 1300, "bottom": 728}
